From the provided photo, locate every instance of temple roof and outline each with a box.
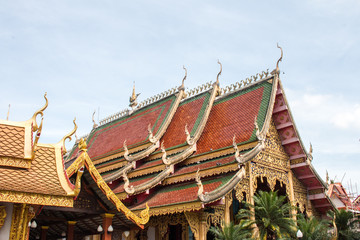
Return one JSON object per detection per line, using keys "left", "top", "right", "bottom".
{"left": 64, "top": 57, "right": 335, "bottom": 217}
{"left": 0, "top": 96, "right": 78, "bottom": 207}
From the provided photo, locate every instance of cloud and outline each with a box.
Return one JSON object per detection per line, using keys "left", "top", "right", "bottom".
{"left": 287, "top": 89, "right": 360, "bottom": 130}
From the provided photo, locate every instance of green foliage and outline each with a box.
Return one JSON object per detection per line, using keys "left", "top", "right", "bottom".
{"left": 327, "top": 209, "right": 360, "bottom": 240}
{"left": 236, "top": 191, "right": 297, "bottom": 240}
{"left": 209, "top": 222, "right": 253, "bottom": 240}
{"left": 297, "top": 215, "right": 330, "bottom": 240}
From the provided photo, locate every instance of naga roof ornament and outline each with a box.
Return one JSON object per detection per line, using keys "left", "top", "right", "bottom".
{"left": 31, "top": 92, "right": 48, "bottom": 132}
{"left": 215, "top": 60, "right": 222, "bottom": 87}
{"left": 179, "top": 65, "right": 187, "bottom": 91}
{"left": 129, "top": 82, "right": 140, "bottom": 109}
{"left": 58, "top": 118, "right": 77, "bottom": 153}
{"left": 92, "top": 110, "right": 98, "bottom": 129}
{"left": 274, "top": 43, "right": 283, "bottom": 75}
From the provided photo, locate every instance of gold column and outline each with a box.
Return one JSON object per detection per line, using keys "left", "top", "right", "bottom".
{"left": 224, "top": 195, "right": 231, "bottom": 225}
{"left": 248, "top": 162, "right": 258, "bottom": 238}
{"left": 199, "top": 212, "right": 208, "bottom": 240}
{"left": 9, "top": 203, "right": 30, "bottom": 240}
{"left": 287, "top": 171, "right": 297, "bottom": 220}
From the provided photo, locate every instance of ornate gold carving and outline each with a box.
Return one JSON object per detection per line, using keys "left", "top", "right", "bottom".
{"left": 251, "top": 163, "right": 290, "bottom": 194}
{"left": 235, "top": 177, "right": 250, "bottom": 203}
{"left": 0, "top": 156, "right": 31, "bottom": 168}
{"left": 83, "top": 153, "right": 149, "bottom": 227}
{"left": 150, "top": 213, "right": 188, "bottom": 239}
{"left": 9, "top": 204, "right": 31, "bottom": 240}
{"left": 290, "top": 158, "right": 305, "bottom": 165}
{"left": 0, "top": 190, "right": 73, "bottom": 207}
{"left": 185, "top": 211, "right": 200, "bottom": 240}
{"left": 264, "top": 121, "right": 288, "bottom": 157}
{"left": 0, "top": 205, "right": 6, "bottom": 229}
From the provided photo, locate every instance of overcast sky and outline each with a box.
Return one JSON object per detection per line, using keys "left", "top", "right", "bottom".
{"left": 1, "top": 1, "right": 359, "bottom": 195}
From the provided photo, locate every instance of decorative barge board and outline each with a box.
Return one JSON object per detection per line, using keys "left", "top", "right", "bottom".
{"left": 272, "top": 80, "right": 333, "bottom": 215}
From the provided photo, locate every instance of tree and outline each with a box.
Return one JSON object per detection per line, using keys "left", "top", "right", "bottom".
{"left": 327, "top": 209, "right": 360, "bottom": 240}
{"left": 237, "top": 191, "right": 297, "bottom": 239}
{"left": 297, "top": 215, "right": 330, "bottom": 240}
{"left": 209, "top": 221, "right": 252, "bottom": 240}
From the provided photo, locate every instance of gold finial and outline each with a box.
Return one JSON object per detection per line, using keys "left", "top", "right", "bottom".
{"left": 129, "top": 81, "right": 140, "bottom": 109}
{"left": 31, "top": 93, "right": 48, "bottom": 131}
{"left": 276, "top": 43, "right": 283, "bottom": 74}
{"left": 78, "top": 138, "right": 88, "bottom": 152}
{"left": 216, "top": 59, "right": 222, "bottom": 85}
{"left": 179, "top": 65, "right": 187, "bottom": 90}
{"left": 92, "top": 110, "right": 98, "bottom": 128}
{"left": 58, "top": 118, "right": 77, "bottom": 153}
{"left": 6, "top": 104, "right": 10, "bottom": 120}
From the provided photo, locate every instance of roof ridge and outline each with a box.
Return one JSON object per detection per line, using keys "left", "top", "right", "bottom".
{"left": 220, "top": 69, "right": 271, "bottom": 95}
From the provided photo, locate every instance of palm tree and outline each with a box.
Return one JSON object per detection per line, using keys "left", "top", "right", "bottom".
{"left": 327, "top": 209, "right": 360, "bottom": 240}
{"left": 237, "top": 190, "right": 297, "bottom": 240}
{"left": 208, "top": 221, "right": 252, "bottom": 240}
{"left": 297, "top": 215, "right": 330, "bottom": 240}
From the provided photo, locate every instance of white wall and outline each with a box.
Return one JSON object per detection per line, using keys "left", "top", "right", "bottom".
{"left": 0, "top": 202, "right": 13, "bottom": 240}
{"left": 147, "top": 227, "right": 155, "bottom": 240}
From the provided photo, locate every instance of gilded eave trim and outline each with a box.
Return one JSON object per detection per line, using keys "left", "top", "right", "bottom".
{"left": 0, "top": 190, "right": 73, "bottom": 207}
{"left": 83, "top": 153, "right": 149, "bottom": 227}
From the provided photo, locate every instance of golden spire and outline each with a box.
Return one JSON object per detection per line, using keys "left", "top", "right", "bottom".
{"left": 216, "top": 59, "right": 222, "bottom": 86}
{"left": 6, "top": 104, "right": 10, "bottom": 120}
{"left": 129, "top": 82, "right": 140, "bottom": 109}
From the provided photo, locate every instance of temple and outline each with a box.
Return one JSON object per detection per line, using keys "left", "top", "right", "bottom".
{"left": 1, "top": 48, "right": 337, "bottom": 240}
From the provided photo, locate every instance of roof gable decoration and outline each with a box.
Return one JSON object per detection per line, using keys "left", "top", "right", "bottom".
{"left": 66, "top": 138, "right": 150, "bottom": 228}
{"left": 193, "top": 47, "right": 285, "bottom": 204}
{"left": 0, "top": 93, "right": 48, "bottom": 169}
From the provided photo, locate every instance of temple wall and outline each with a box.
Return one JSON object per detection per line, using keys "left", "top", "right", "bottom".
{"left": 0, "top": 202, "right": 13, "bottom": 240}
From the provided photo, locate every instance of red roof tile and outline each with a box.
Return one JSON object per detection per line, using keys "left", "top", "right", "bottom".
{"left": 195, "top": 86, "right": 266, "bottom": 155}
{"left": 160, "top": 93, "right": 207, "bottom": 149}
{"left": 87, "top": 96, "right": 176, "bottom": 160}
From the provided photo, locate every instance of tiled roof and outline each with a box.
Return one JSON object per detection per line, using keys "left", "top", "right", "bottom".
{"left": 160, "top": 92, "right": 209, "bottom": 149}
{"left": 0, "top": 145, "right": 70, "bottom": 196}
{"left": 195, "top": 81, "right": 272, "bottom": 155}
{"left": 0, "top": 124, "right": 26, "bottom": 159}
{"left": 131, "top": 174, "right": 233, "bottom": 210}
{"left": 87, "top": 95, "right": 177, "bottom": 160}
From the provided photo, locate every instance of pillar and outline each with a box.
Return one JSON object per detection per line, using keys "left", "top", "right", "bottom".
{"left": 41, "top": 226, "right": 49, "bottom": 240}
{"left": 224, "top": 195, "right": 231, "bottom": 225}
{"left": 287, "top": 171, "right": 297, "bottom": 220}
{"left": 199, "top": 212, "right": 207, "bottom": 240}
{"left": 248, "top": 162, "right": 258, "bottom": 237}
{"left": 67, "top": 221, "right": 76, "bottom": 240}
{"left": 101, "top": 213, "right": 115, "bottom": 240}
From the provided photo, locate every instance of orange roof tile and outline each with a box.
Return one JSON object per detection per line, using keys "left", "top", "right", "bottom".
{"left": 0, "top": 144, "right": 73, "bottom": 196}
